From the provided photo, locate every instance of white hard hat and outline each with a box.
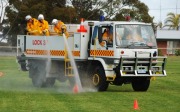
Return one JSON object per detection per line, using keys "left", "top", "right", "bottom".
{"left": 52, "top": 19, "right": 58, "bottom": 25}
{"left": 25, "top": 15, "right": 32, "bottom": 21}
{"left": 38, "top": 14, "right": 44, "bottom": 20}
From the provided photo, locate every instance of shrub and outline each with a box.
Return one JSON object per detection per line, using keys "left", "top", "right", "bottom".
{"left": 175, "top": 49, "right": 180, "bottom": 56}
{"left": 158, "top": 49, "right": 163, "bottom": 56}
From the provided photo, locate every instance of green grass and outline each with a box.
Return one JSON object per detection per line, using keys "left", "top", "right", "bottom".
{"left": 0, "top": 56, "right": 179, "bottom": 112}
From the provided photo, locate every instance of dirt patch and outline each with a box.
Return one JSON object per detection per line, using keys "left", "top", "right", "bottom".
{"left": 0, "top": 72, "right": 4, "bottom": 77}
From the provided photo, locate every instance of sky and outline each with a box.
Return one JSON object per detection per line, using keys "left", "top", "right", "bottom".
{"left": 139, "top": 0, "right": 180, "bottom": 23}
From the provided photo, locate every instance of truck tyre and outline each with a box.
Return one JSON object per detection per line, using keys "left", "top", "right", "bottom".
{"left": 57, "top": 62, "right": 67, "bottom": 82}
{"left": 45, "top": 77, "right": 56, "bottom": 87}
{"left": 29, "top": 60, "right": 46, "bottom": 87}
{"left": 29, "top": 60, "right": 56, "bottom": 87}
{"left": 31, "top": 66, "right": 46, "bottom": 87}
{"left": 90, "top": 65, "right": 109, "bottom": 91}
{"left": 131, "top": 78, "right": 150, "bottom": 91}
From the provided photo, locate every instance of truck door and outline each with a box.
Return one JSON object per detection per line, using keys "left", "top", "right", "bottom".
{"left": 90, "top": 25, "right": 114, "bottom": 57}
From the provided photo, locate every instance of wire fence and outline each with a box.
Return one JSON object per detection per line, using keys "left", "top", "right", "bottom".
{"left": 158, "top": 48, "right": 180, "bottom": 56}
{"left": 0, "top": 46, "right": 17, "bottom": 56}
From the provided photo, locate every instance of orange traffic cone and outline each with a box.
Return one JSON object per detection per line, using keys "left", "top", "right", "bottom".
{"left": 77, "top": 18, "right": 87, "bottom": 32}
{"left": 73, "top": 84, "right": 79, "bottom": 94}
{"left": 133, "top": 99, "right": 139, "bottom": 110}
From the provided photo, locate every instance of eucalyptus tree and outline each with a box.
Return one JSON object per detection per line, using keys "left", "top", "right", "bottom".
{"left": 71, "top": 0, "right": 153, "bottom": 23}
{"left": 4, "top": 0, "right": 68, "bottom": 45}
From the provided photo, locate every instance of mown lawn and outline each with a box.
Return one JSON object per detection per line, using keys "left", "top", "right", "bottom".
{"left": 0, "top": 56, "right": 179, "bottom": 112}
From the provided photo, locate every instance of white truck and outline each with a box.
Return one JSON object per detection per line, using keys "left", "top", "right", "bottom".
{"left": 17, "top": 20, "right": 167, "bottom": 91}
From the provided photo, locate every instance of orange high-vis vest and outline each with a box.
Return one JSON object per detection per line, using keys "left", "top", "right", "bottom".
{"left": 38, "top": 19, "right": 50, "bottom": 36}
{"left": 26, "top": 18, "right": 41, "bottom": 35}
{"left": 54, "top": 21, "right": 69, "bottom": 37}
{"left": 102, "top": 31, "right": 113, "bottom": 43}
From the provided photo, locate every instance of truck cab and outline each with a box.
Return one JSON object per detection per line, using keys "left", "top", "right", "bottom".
{"left": 86, "top": 21, "right": 158, "bottom": 57}
{"left": 84, "top": 21, "right": 167, "bottom": 91}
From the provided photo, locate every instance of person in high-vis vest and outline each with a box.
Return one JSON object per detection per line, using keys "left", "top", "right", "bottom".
{"left": 38, "top": 14, "right": 50, "bottom": 36}
{"left": 100, "top": 27, "right": 113, "bottom": 46}
{"left": 51, "top": 19, "right": 69, "bottom": 38}
{"left": 103, "top": 27, "right": 113, "bottom": 43}
{"left": 25, "top": 15, "right": 41, "bottom": 35}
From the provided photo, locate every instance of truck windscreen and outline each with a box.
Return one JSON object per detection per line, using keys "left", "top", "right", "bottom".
{"left": 115, "top": 24, "right": 157, "bottom": 48}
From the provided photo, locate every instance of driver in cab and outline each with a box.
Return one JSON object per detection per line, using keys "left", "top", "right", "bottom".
{"left": 100, "top": 27, "right": 113, "bottom": 47}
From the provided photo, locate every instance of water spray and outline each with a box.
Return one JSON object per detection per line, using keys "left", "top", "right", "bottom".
{"left": 44, "top": 35, "right": 51, "bottom": 78}
{"left": 62, "top": 33, "right": 83, "bottom": 93}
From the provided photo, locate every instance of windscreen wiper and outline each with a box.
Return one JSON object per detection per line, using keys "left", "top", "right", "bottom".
{"left": 139, "top": 42, "right": 156, "bottom": 48}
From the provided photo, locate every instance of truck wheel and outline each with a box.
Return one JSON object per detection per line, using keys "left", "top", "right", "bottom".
{"left": 90, "top": 65, "right": 109, "bottom": 91}
{"left": 29, "top": 61, "right": 46, "bottom": 87}
{"left": 32, "top": 70, "right": 45, "bottom": 87}
{"left": 45, "top": 78, "right": 56, "bottom": 87}
{"left": 131, "top": 78, "right": 150, "bottom": 91}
